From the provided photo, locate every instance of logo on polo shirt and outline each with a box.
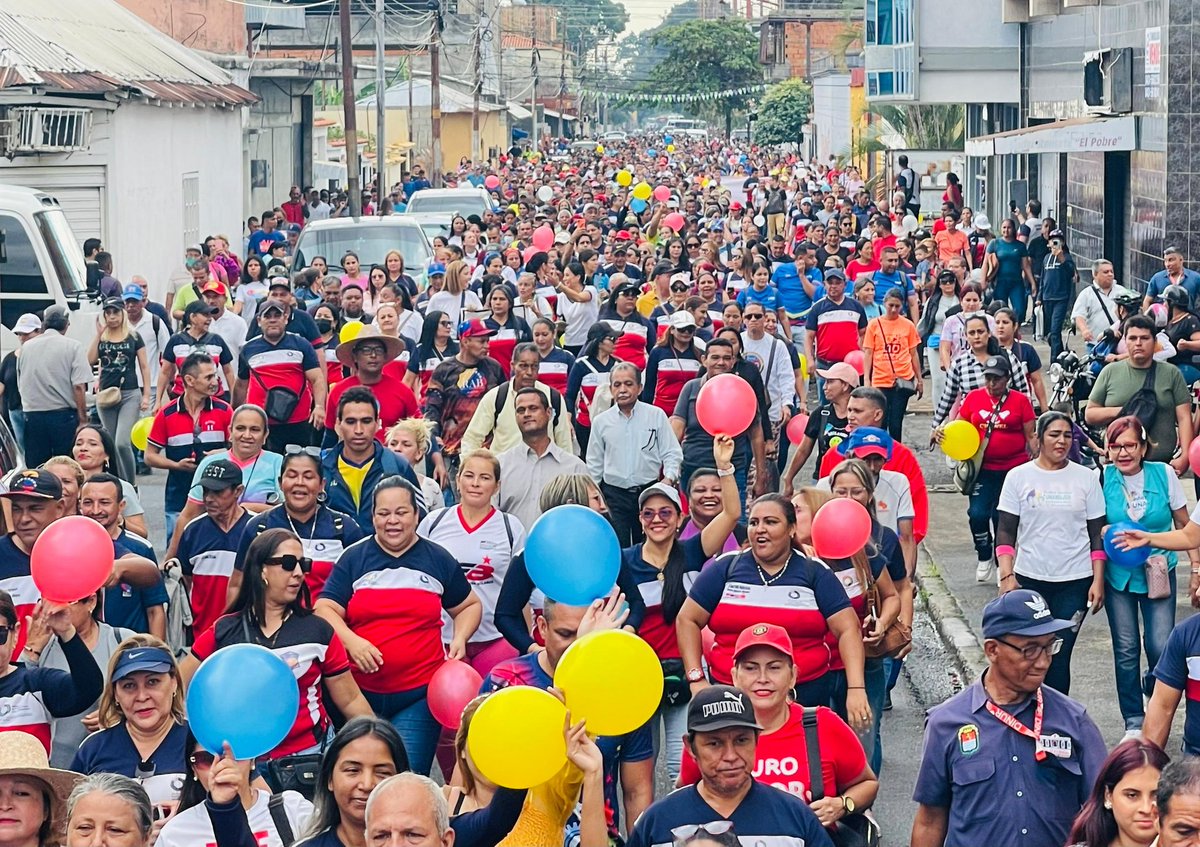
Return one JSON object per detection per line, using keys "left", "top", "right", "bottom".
{"left": 1025, "top": 595, "right": 1051, "bottom": 619}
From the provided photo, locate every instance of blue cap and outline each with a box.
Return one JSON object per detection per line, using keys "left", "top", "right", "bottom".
{"left": 122, "top": 284, "right": 143, "bottom": 301}
{"left": 840, "top": 426, "right": 893, "bottom": 460}
{"left": 981, "top": 590, "right": 1074, "bottom": 639}
{"left": 428, "top": 262, "right": 446, "bottom": 276}
{"left": 112, "top": 646, "right": 174, "bottom": 681}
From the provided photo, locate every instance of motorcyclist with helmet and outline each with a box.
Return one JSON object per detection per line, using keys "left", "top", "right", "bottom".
{"left": 1161, "top": 284, "right": 1200, "bottom": 385}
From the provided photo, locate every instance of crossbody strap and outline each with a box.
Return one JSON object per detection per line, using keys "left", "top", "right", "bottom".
{"left": 1091, "top": 285, "right": 1114, "bottom": 326}
{"left": 800, "top": 707, "right": 825, "bottom": 802}
{"left": 268, "top": 794, "right": 295, "bottom": 847}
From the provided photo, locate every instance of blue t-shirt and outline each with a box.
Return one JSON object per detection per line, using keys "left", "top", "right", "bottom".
{"left": 105, "top": 534, "right": 168, "bottom": 634}
{"left": 870, "top": 269, "right": 915, "bottom": 305}
{"left": 987, "top": 238, "right": 1029, "bottom": 284}
{"left": 1147, "top": 268, "right": 1200, "bottom": 307}
{"left": 737, "top": 285, "right": 785, "bottom": 314}
{"left": 626, "top": 781, "right": 833, "bottom": 847}
{"left": 72, "top": 720, "right": 190, "bottom": 806}
{"left": 188, "top": 449, "right": 284, "bottom": 507}
{"left": 770, "top": 263, "right": 817, "bottom": 317}
{"left": 249, "top": 230, "right": 285, "bottom": 257}
{"left": 1154, "top": 613, "right": 1200, "bottom": 753}
{"left": 481, "top": 653, "right": 655, "bottom": 839}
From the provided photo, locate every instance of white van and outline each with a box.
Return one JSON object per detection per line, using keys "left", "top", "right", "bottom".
{"left": 0, "top": 185, "right": 96, "bottom": 357}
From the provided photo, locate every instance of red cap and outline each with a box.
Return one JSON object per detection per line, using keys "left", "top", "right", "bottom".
{"left": 200, "top": 279, "right": 227, "bottom": 296}
{"left": 614, "top": 231, "right": 632, "bottom": 242}
{"left": 733, "top": 623, "right": 794, "bottom": 662}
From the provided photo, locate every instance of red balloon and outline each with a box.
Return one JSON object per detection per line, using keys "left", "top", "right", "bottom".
{"left": 695, "top": 373, "right": 757, "bottom": 436}
{"left": 663, "top": 212, "right": 686, "bottom": 233}
{"left": 523, "top": 246, "right": 544, "bottom": 265}
{"left": 811, "top": 499, "right": 872, "bottom": 560}
{"left": 484, "top": 175, "right": 501, "bottom": 190}
{"left": 31, "top": 516, "right": 114, "bottom": 603}
{"left": 428, "top": 659, "right": 484, "bottom": 730}
{"left": 532, "top": 225, "right": 555, "bottom": 251}
{"left": 653, "top": 185, "right": 671, "bottom": 202}
{"left": 786, "top": 413, "right": 810, "bottom": 445}
{"left": 1189, "top": 438, "right": 1200, "bottom": 475}
{"left": 844, "top": 350, "right": 865, "bottom": 375}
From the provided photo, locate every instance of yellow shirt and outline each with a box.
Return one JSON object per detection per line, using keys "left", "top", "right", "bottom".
{"left": 338, "top": 455, "right": 374, "bottom": 509}
{"left": 635, "top": 288, "right": 660, "bottom": 318}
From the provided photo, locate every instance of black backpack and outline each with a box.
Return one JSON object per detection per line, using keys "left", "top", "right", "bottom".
{"left": 1118, "top": 362, "right": 1160, "bottom": 432}
{"left": 494, "top": 382, "right": 562, "bottom": 427}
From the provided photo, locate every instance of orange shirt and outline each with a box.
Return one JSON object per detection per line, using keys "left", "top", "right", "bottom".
{"left": 862, "top": 316, "right": 919, "bottom": 387}
{"left": 935, "top": 228, "right": 970, "bottom": 264}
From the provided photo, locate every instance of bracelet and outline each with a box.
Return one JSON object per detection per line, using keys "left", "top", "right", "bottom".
{"left": 1090, "top": 550, "right": 1107, "bottom": 562}
{"left": 1000, "top": 573, "right": 1017, "bottom": 582}
{"left": 847, "top": 686, "right": 865, "bottom": 690}
{"left": 717, "top": 466, "right": 735, "bottom": 477}
{"left": 995, "top": 545, "right": 1015, "bottom": 558}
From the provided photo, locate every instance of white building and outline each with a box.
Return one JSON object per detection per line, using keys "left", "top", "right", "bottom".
{"left": 0, "top": 0, "right": 254, "bottom": 303}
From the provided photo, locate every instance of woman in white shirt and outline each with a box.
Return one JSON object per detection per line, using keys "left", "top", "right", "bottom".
{"left": 555, "top": 259, "right": 599, "bottom": 356}
{"left": 995, "top": 410, "right": 1107, "bottom": 696}
{"left": 426, "top": 259, "right": 483, "bottom": 338}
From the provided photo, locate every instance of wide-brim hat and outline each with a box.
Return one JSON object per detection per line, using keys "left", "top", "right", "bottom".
{"left": 0, "top": 732, "right": 81, "bottom": 833}
{"left": 335, "top": 324, "right": 406, "bottom": 368}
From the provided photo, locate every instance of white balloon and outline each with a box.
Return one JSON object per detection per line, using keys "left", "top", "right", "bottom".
{"left": 536, "top": 185, "right": 554, "bottom": 203}
{"left": 753, "top": 214, "right": 766, "bottom": 227}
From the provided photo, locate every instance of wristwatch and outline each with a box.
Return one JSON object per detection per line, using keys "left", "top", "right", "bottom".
{"left": 685, "top": 667, "right": 705, "bottom": 683}
{"left": 841, "top": 795, "right": 856, "bottom": 814}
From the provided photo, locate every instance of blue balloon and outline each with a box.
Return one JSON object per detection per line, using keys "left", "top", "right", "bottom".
{"left": 647, "top": 148, "right": 657, "bottom": 157}
{"left": 525, "top": 505, "right": 620, "bottom": 606}
{"left": 187, "top": 644, "right": 299, "bottom": 759}
{"left": 664, "top": 134, "right": 674, "bottom": 144}
{"left": 630, "top": 198, "right": 648, "bottom": 213}
{"left": 1103, "top": 521, "right": 1150, "bottom": 569}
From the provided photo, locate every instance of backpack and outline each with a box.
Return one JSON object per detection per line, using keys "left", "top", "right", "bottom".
{"left": 1117, "top": 362, "right": 1160, "bottom": 433}
{"left": 494, "top": 382, "right": 562, "bottom": 428}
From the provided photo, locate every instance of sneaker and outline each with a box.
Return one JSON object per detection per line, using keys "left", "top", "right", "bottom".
{"left": 883, "top": 691, "right": 893, "bottom": 712}
{"left": 976, "top": 558, "right": 995, "bottom": 583}
{"left": 1123, "top": 728, "right": 1144, "bottom": 741}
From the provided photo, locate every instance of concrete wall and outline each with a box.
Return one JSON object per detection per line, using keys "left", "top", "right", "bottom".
{"left": 246, "top": 78, "right": 313, "bottom": 217}
{"left": 115, "top": 0, "right": 245, "bottom": 54}
{"left": 812, "top": 74, "right": 852, "bottom": 162}
{"left": 914, "top": 0, "right": 1019, "bottom": 103}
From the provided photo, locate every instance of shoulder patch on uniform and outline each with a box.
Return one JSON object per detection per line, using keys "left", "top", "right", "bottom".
{"left": 958, "top": 724, "right": 979, "bottom": 755}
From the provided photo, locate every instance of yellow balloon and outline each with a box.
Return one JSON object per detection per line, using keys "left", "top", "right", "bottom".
{"left": 130, "top": 417, "right": 153, "bottom": 451}
{"left": 666, "top": 144, "right": 675, "bottom": 153}
{"left": 553, "top": 630, "right": 663, "bottom": 736}
{"left": 595, "top": 144, "right": 605, "bottom": 154}
{"left": 616, "top": 169, "right": 632, "bottom": 187}
{"left": 631, "top": 182, "right": 652, "bottom": 201}
{"left": 467, "top": 687, "right": 567, "bottom": 788}
{"left": 940, "top": 419, "right": 982, "bottom": 461}
{"left": 798, "top": 354, "right": 808, "bottom": 382}
{"left": 339, "top": 320, "right": 365, "bottom": 345}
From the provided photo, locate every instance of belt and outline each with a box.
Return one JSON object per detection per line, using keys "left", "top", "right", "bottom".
{"left": 600, "top": 480, "right": 656, "bottom": 494}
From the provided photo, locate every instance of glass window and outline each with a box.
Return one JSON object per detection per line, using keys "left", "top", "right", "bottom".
{"left": 0, "top": 214, "right": 49, "bottom": 296}
{"left": 34, "top": 210, "right": 86, "bottom": 296}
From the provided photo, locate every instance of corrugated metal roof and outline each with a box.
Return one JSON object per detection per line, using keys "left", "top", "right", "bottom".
{"left": 0, "top": 0, "right": 255, "bottom": 107}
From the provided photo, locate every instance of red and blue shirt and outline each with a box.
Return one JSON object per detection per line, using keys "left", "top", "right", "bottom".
{"left": 537, "top": 347, "right": 575, "bottom": 395}
{"left": 147, "top": 397, "right": 233, "bottom": 512}
{"left": 1155, "top": 613, "right": 1200, "bottom": 754}
{"left": 178, "top": 510, "right": 255, "bottom": 638}
{"left": 805, "top": 297, "right": 867, "bottom": 364}
{"left": 319, "top": 537, "right": 471, "bottom": 694}
{"left": 236, "top": 506, "right": 364, "bottom": 599}
{"left": 72, "top": 720, "right": 189, "bottom": 806}
{"left": 622, "top": 535, "right": 706, "bottom": 660}
{"left": 239, "top": 333, "right": 320, "bottom": 426}
{"left": 0, "top": 535, "right": 36, "bottom": 656}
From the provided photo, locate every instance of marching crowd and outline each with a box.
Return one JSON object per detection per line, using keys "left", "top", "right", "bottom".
{"left": 3, "top": 133, "right": 1200, "bottom": 847}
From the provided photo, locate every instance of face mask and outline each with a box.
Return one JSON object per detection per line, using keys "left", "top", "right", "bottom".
{"left": 316, "top": 319, "right": 334, "bottom": 333}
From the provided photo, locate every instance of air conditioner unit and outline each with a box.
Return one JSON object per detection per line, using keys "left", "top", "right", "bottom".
{"left": 0, "top": 107, "right": 92, "bottom": 155}
{"left": 1083, "top": 47, "right": 1133, "bottom": 115}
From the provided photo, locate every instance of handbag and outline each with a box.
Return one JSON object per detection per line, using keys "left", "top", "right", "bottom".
{"left": 250, "top": 367, "right": 304, "bottom": 424}
{"left": 952, "top": 392, "right": 1005, "bottom": 496}
{"left": 96, "top": 352, "right": 128, "bottom": 408}
{"left": 1146, "top": 555, "right": 1172, "bottom": 600}
{"left": 864, "top": 574, "right": 912, "bottom": 659}
{"left": 660, "top": 657, "right": 691, "bottom": 707}
{"left": 875, "top": 319, "right": 917, "bottom": 399}
{"left": 801, "top": 708, "right": 880, "bottom": 847}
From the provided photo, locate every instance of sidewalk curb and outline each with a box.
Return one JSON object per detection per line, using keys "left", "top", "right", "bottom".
{"left": 915, "top": 540, "right": 989, "bottom": 682}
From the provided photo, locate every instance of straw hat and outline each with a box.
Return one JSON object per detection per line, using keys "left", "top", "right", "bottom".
{"left": 0, "top": 732, "right": 82, "bottom": 834}
{"left": 334, "top": 323, "right": 406, "bottom": 368}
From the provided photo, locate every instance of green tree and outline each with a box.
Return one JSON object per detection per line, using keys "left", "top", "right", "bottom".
{"left": 843, "top": 104, "right": 965, "bottom": 160}
{"left": 645, "top": 19, "right": 762, "bottom": 136}
{"left": 541, "top": 0, "right": 629, "bottom": 54}
{"left": 753, "top": 79, "right": 812, "bottom": 147}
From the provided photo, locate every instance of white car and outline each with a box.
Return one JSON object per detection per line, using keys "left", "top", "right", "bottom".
{"left": 601, "top": 130, "right": 628, "bottom": 143}
{"left": 292, "top": 217, "right": 434, "bottom": 288}
{"left": 403, "top": 187, "right": 495, "bottom": 220}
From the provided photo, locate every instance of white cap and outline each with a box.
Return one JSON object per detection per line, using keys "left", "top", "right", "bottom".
{"left": 553, "top": 231, "right": 570, "bottom": 245}
{"left": 669, "top": 310, "right": 697, "bottom": 330}
{"left": 974, "top": 214, "right": 992, "bottom": 232}
{"left": 13, "top": 314, "right": 40, "bottom": 335}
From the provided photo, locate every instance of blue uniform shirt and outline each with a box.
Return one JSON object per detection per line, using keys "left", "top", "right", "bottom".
{"left": 913, "top": 676, "right": 1105, "bottom": 847}
{"left": 72, "top": 720, "right": 190, "bottom": 806}
{"left": 626, "top": 781, "right": 833, "bottom": 847}
{"left": 1153, "top": 612, "right": 1200, "bottom": 753}
{"left": 104, "top": 534, "right": 168, "bottom": 634}
{"left": 1147, "top": 268, "right": 1200, "bottom": 308}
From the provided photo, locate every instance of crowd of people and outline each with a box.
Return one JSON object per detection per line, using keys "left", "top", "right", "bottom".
{"left": 2, "top": 133, "right": 1200, "bottom": 847}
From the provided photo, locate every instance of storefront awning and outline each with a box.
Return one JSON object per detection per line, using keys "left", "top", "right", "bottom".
{"left": 966, "top": 115, "right": 1137, "bottom": 157}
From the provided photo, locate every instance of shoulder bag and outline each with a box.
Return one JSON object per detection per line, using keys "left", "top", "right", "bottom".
{"left": 801, "top": 707, "right": 880, "bottom": 847}
{"left": 250, "top": 366, "right": 305, "bottom": 425}
{"left": 864, "top": 569, "right": 912, "bottom": 659}
{"left": 873, "top": 319, "right": 916, "bottom": 399}
{"left": 952, "top": 392, "right": 1005, "bottom": 496}
{"left": 1117, "top": 361, "right": 1160, "bottom": 433}
{"left": 96, "top": 339, "right": 130, "bottom": 408}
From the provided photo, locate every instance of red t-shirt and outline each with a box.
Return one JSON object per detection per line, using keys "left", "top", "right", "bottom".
{"left": 678, "top": 703, "right": 866, "bottom": 801}
{"left": 845, "top": 259, "right": 880, "bottom": 281}
{"left": 957, "top": 388, "right": 1036, "bottom": 471}
{"left": 324, "top": 373, "right": 418, "bottom": 442}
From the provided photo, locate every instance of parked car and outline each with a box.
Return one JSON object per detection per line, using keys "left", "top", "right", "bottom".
{"left": 292, "top": 217, "right": 434, "bottom": 288}
{"left": 601, "top": 130, "right": 628, "bottom": 143}
{"left": 403, "top": 187, "right": 495, "bottom": 220}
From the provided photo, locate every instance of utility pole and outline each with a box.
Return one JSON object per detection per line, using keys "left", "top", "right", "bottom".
{"left": 430, "top": 3, "right": 443, "bottom": 187}
{"left": 557, "top": 19, "right": 566, "bottom": 139}
{"left": 375, "top": 0, "right": 386, "bottom": 209}
{"left": 530, "top": 48, "right": 539, "bottom": 148}
{"left": 471, "top": 8, "right": 482, "bottom": 164}
{"left": 407, "top": 51, "right": 414, "bottom": 144}
{"left": 339, "top": 0, "right": 361, "bottom": 216}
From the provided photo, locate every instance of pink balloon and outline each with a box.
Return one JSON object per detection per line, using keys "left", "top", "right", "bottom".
{"left": 523, "top": 246, "right": 544, "bottom": 265}
{"left": 1190, "top": 438, "right": 1200, "bottom": 476}
{"left": 532, "top": 225, "right": 555, "bottom": 251}
{"left": 786, "top": 413, "right": 810, "bottom": 445}
{"left": 484, "top": 175, "right": 501, "bottom": 190}
{"left": 653, "top": 185, "right": 671, "bottom": 202}
{"left": 844, "top": 350, "right": 865, "bottom": 375}
{"left": 31, "top": 516, "right": 115, "bottom": 603}
{"left": 695, "top": 373, "right": 757, "bottom": 436}
{"left": 427, "top": 659, "right": 484, "bottom": 730}
{"left": 811, "top": 498, "right": 872, "bottom": 560}
{"left": 663, "top": 212, "right": 686, "bottom": 233}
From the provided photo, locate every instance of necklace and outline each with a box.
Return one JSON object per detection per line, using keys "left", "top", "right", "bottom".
{"left": 286, "top": 506, "right": 320, "bottom": 540}
{"left": 757, "top": 555, "right": 790, "bottom": 585}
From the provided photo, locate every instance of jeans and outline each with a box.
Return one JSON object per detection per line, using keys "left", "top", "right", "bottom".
{"left": 97, "top": 389, "right": 142, "bottom": 483}
{"left": 926, "top": 348, "right": 946, "bottom": 417}
{"left": 967, "top": 468, "right": 1008, "bottom": 561}
{"left": 994, "top": 278, "right": 1028, "bottom": 324}
{"left": 23, "top": 408, "right": 79, "bottom": 469}
{"left": 1179, "top": 364, "right": 1200, "bottom": 387}
{"left": 880, "top": 385, "right": 912, "bottom": 442}
{"left": 827, "top": 660, "right": 887, "bottom": 774}
{"left": 1104, "top": 575, "right": 1177, "bottom": 730}
{"left": 793, "top": 673, "right": 833, "bottom": 708}
{"left": 365, "top": 689, "right": 440, "bottom": 776}
{"left": 1015, "top": 574, "right": 1092, "bottom": 695}
{"left": 267, "top": 421, "right": 316, "bottom": 455}
{"left": 1042, "top": 299, "right": 1070, "bottom": 361}
{"left": 651, "top": 700, "right": 688, "bottom": 783}
{"left": 8, "top": 410, "right": 25, "bottom": 458}
{"left": 165, "top": 511, "right": 180, "bottom": 543}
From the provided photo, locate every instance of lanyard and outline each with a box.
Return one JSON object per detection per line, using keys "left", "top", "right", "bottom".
{"left": 984, "top": 688, "right": 1045, "bottom": 761}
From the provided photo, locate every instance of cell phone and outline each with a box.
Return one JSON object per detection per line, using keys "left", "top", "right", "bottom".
{"left": 153, "top": 805, "right": 170, "bottom": 823}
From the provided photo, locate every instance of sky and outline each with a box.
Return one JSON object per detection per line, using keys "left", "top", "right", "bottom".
{"left": 618, "top": 0, "right": 682, "bottom": 34}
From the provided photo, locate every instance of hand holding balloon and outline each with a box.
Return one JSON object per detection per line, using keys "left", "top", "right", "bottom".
{"left": 564, "top": 712, "right": 602, "bottom": 777}
{"left": 713, "top": 434, "right": 735, "bottom": 468}
{"left": 1111, "top": 527, "right": 1150, "bottom": 552}
{"left": 207, "top": 744, "right": 247, "bottom": 806}
{"left": 577, "top": 589, "right": 630, "bottom": 638}
{"left": 37, "top": 601, "right": 76, "bottom": 642}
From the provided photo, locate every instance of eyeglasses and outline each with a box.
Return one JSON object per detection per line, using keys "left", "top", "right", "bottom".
{"left": 640, "top": 507, "right": 677, "bottom": 524}
{"left": 744, "top": 313, "right": 765, "bottom": 320}
{"left": 355, "top": 345, "right": 387, "bottom": 357}
{"left": 264, "top": 554, "right": 314, "bottom": 574}
{"left": 670, "top": 284, "right": 690, "bottom": 292}
{"left": 189, "top": 751, "right": 216, "bottom": 770}
{"left": 995, "top": 637, "right": 1063, "bottom": 661}
{"left": 1109, "top": 442, "right": 1141, "bottom": 454}
{"left": 285, "top": 444, "right": 322, "bottom": 457}
{"left": 670, "top": 822, "right": 735, "bottom": 842}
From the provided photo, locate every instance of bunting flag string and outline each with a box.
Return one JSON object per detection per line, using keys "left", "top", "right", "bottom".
{"left": 576, "top": 84, "right": 767, "bottom": 104}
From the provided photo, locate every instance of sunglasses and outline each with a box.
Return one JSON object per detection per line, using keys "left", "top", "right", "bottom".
{"left": 670, "top": 283, "right": 690, "bottom": 292}
{"left": 190, "top": 751, "right": 216, "bottom": 770}
{"left": 640, "top": 507, "right": 677, "bottom": 524}
{"left": 744, "top": 313, "right": 765, "bottom": 320}
{"left": 686, "top": 242, "right": 701, "bottom": 249}
{"left": 675, "top": 326, "right": 696, "bottom": 334}
{"left": 671, "top": 822, "right": 734, "bottom": 841}
{"left": 264, "top": 554, "right": 314, "bottom": 574}
{"left": 285, "top": 444, "right": 322, "bottom": 457}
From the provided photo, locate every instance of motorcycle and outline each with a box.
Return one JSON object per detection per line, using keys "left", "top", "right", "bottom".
{"left": 1046, "top": 346, "right": 1106, "bottom": 466}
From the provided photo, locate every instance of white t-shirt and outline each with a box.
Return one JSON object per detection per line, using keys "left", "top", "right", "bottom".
{"left": 426, "top": 290, "right": 484, "bottom": 337}
{"left": 998, "top": 461, "right": 1107, "bottom": 581}
{"left": 816, "top": 468, "right": 913, "bottom": 535}
{"left": 157, "top": 790, "right": 312, "bottom": 847}
{"left": 559, "top": 286, "right": 600, "bottom": 347}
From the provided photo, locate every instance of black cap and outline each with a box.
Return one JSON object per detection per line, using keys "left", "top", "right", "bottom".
{"left": 197, "top": 459, "right": 243, "bottom": 491}
{"left": 586, "top": 322, "right": 621, "bottom": 344}
{"left": 1, "top": 469, "right": 62, "bottom": 500}
{"left": 982, "top": 355, "right": 1011, "bottom": 377}
{"left": 823, "top": 268, "right": 846, "bottom": 282}
{"left": 259, "top": 299, "right": 287, "bottom": 316}
{"left": 613, "top": 282, "right": 640, "bottom": 298}
{"left": 102, "top": 297, "right": 125, "bottom": 311}
{"left": 184, "top": 300, "right": 218, "bottom": 318}
{"left": 652, "top": 261, "right": 674, "bottom": 278}
{"left": 687, "top": 685, "right": 762, "bottom": 733}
